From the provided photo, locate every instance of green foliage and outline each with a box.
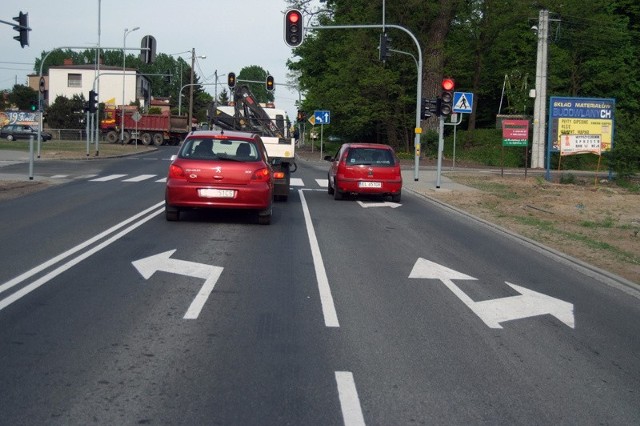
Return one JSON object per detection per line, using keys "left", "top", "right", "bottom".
{"left": 559, "top": 173, "right": 577, "bottom": 184}
{"left": 288, "top": 0, "right": 640, "bottom": 173}
{"left": 605, "top": 112, "right": 640, "bottom": 178}
{"left": 148, "top": 107, "right": 162, "bottom": 115}
{"left": 238, "top": 66, "right": 274, "bottom": 104}
{"left": 7, "top": 85, "right": 38, "bottom": 110}
{"left": 46, "top": 95, "right": 86, "bottom": 129}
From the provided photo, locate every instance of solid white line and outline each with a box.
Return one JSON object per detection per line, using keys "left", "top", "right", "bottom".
{"left": 90, "top": 174, "right": 127, "bottom": 182}
{"left": 123, "top": 174, "right": 157, "bottom": 182}
{"left": 299, "top": 189, "right": 339, "bottom": 327}
{"left": 0, "top": 204, "right": 165, "bottom": 312}
{"left": 335, "top": 371, "right": 366, "bottom": 426}
{"left": 0, "top": 201, "right": 165, "bottom": 296}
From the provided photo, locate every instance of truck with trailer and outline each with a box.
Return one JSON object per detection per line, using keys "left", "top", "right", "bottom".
{"left": 100, "top": 107, "right": 189, "bottom": 146}
{"left": 211, "top": 85, "right": 296, "bottom": 201}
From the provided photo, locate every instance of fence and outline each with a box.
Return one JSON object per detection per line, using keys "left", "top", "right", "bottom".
{"left": 46, "top": 129, "right": 104, "bottom": 141}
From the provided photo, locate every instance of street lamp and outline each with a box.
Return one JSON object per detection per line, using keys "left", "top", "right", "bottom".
{"left": 121, "top": 26, "right": 140, "bottom": 144}
{"left": 188, "top": 48, "right": 206, "bottom": 131}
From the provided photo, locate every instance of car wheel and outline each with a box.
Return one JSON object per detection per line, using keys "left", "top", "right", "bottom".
{"left": 165, "top": 203, "right": 180, "bottom": 221}
{"left": 327, "top": 174, "right": 334, "bottom": 195}
{"left": 152, "top": 133, "right": 164, "bottom": 146}
{"left": 333, "top": 181, "right": 343, "bottom": 200}
{"left": 7, "top": 135, "right": 14, "bottom": 141}
{"left": 391, "top": 192, "right": 401, "bottom": 203}
{"left": 105, "top": 131, "right": 118, "bottom": 144}
{"left": 141, "top": 132, "right": 152, "bottom": 145}
{"left": 257, "top": 207, "right": 272, "bottom": 225}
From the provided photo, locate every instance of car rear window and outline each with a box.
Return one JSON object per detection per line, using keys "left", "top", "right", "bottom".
{"left": 180, "top": 138, "right": 260, "bottom": 161}
{"left": 345, "top": 148, "right": 395, "bottom": 166}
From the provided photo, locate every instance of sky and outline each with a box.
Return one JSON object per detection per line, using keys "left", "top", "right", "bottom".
{"left": 0, "top": 0, "right": 306, "bottom": 120}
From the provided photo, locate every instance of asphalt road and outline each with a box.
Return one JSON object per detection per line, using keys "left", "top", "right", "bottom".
{"left": 0, "top": 147, "right": 638, "bottom": 425}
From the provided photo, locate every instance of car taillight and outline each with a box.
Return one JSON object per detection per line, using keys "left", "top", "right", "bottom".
{"left": 273, "top": 171, "right": 285, "bottom": 179}
{"left": 168, "top": 164, "right": 186, "bottom": 179}
{"left": 252, "top": 167, "right": 271, "bottom": 182}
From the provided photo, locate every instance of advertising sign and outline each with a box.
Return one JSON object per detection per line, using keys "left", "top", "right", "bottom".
{"left": 502, "top": 119, "right": 529, "bottom": 147}
{"left": 559, "top": 134, "right": 601, "bottom": 156}
{"left": 548, "top": 97, "right": 615, "bottom": 153}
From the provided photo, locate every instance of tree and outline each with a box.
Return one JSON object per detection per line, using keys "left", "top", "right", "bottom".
{"left": 7, "top": 85, "right": 38, "bottom": 111}
{"left": 237, "top": 66, "right": 273, "bottom": 104}
{"left": 46, "top": 95, "right": 86, "bottom": 129}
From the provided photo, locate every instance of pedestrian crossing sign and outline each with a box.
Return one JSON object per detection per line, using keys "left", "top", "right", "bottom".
{"left": 453, "top": 92, "right": 473, "bottom": 113}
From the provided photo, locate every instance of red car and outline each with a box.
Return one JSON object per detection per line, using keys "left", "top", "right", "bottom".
{"left": 165, "top": 130, "right": 273, "bottom": 224}
{"left": 325, "top": 143, "right": 402, "bottom": 201}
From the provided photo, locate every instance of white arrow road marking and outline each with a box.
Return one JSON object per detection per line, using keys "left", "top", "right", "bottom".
{"left": 409, "top": 258, "right": 575, "bottom": 329}
{"left": 356, "top": 201, "right": 402, "bottom": 208}
{"left": 474, "top": 282, "right": 575, "bottom": 329}
{"left": 132, "top": 250, "right": 224, "bottom": 320}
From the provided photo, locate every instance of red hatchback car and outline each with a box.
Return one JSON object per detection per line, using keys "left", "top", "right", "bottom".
{"left": 325, "top": 143, "right": 402, "bottom": 201}
{"left": 165, "top": 130, "right": 273, "bottom": 224}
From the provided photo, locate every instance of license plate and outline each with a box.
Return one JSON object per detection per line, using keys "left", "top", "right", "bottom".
{"left": 198, "top": 188, "right": 236, "bottom": 198}
{"left": 358, "top": 181, "right": 382, "bottom": 188}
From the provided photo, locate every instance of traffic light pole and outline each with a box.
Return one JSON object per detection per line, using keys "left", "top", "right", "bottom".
{"left": 304, "top": 23, "right": 424, "bottom": 181}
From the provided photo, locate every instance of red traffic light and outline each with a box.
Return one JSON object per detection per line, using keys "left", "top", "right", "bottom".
{"left": 288, "top": 11, "right": 300, "bottom": 24}
{"left": 442, "top": 78, "right": 455, "bottom": 91}
{"left": 284, "top": 9, "right": 304, "bottom": 47}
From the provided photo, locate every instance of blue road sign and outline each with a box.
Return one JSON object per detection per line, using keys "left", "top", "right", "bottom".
{"left": 314, "top": 110, "right": 331, "bottom": 125}
{"left": 453, "top": 92, "right": 473, "bottom": 113}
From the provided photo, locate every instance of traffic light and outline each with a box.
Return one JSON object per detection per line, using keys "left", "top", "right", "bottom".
{"left": 228, "top": 72, "right": 236, "bottom": 89}
{"left": 266, "top": 75, "right": 274, "bottom": 92}
{"left": 140, "top": 35, "right": 157, "bottom": 64}
{"left": 438, "top": 77, "right": 455, "bottom": 116}
{"left": 88, "top": 90, "right": 98, "bottom": 113}
{"left": 284, "top": 9, "right": 304, "bottom": 47}
{"left": 420, "top": 98, "right": 437, "bottom": 120}
{"left": 13, "top": 12, "right": 30, "bottom": 48}
{"left": 30, "top": 100, "right": 37, "bottom": 112}
{"left": 379, "top": 33, "right": 391, "bottom": 62}
{"left": 296, "top": 110, "right": 306, "bottom": 122}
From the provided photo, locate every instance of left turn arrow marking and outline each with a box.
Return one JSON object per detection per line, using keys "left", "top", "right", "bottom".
{"left": 133, "top": 250, "right": 224, "bottom": 319}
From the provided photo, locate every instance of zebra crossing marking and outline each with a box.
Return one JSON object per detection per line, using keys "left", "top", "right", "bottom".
{"left": 122, "top": 174, "right": 157, "bottom": 182}
{"left": 89, "top": 174, "right": 127, "bottom": 182}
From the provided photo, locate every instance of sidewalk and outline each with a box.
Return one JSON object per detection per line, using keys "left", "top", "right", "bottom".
{"left": 401, "top": 168, "right": 478, "bottom": 195}
{"left": 0, "top": 150, "right": 30, "bottom": 164}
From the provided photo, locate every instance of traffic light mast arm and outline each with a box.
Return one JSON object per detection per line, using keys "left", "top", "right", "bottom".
{"left": 305, "top": 23, "right": 424, "bottom": 181}
{"left": 0, "top": 18, "right": 29, "bottom": 28}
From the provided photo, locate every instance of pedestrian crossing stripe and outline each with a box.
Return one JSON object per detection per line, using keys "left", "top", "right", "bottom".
{"left": 122, "top": 174, "right": 156, "bottom": 182}
{"left": 80, "top": 174, "right": 328, "bottom": 188}
{"left": 89, "top": 174, "right": 127, "bottom": 182}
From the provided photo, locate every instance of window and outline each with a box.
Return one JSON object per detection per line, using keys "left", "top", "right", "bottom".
{"left": 181, "top": 138, "right": 259, "bottom": 161}
{"left": 346, "top": 148, "right": 394, "bottom": 166}
{"left": 67, "top": 73, "right": 82, "bottom": 88}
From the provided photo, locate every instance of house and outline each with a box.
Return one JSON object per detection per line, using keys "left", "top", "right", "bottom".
{"left": 28, "top": 59, "right": 151, "bottom": 109}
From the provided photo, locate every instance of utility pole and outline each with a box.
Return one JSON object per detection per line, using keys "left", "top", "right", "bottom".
{"left": 531, "top": 9, "right": 549, "bottom": 169}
